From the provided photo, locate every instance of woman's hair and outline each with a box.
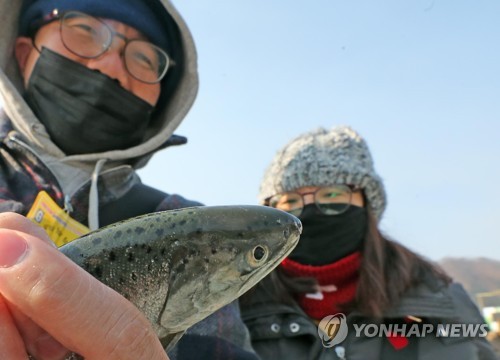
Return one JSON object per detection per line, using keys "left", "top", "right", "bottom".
{"left": 242, "top": 208, "right": 452, "bottom": 318}
{"left": 353, "top": 210, "right": 451, "bottom": 317}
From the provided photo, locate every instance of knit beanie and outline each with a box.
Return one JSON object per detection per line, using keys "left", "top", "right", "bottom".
{"left": 259, "top": 126, "right": 387, "bottom": 220}
{"left": 19, "top": 0, "right": 170, "bottom": 52}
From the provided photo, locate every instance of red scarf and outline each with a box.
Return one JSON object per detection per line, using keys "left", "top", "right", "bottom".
{"left": 280, "top": 252, "right": 361, "bottom": 320}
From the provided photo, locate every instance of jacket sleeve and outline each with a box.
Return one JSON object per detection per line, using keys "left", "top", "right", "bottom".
{"left": 449, "top": 283, "right": 498, "bottom": 360}
{"left": 157, "top": 194, "right": 260, "bottom": 360}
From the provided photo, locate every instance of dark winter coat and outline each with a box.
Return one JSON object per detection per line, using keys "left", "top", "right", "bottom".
{"left": 241, "top": 275, "right": 498, "bottom": 360}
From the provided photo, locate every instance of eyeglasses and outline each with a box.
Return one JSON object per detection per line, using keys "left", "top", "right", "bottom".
{"left": 35, "top": 10, "right": 170, "bottom": 84}
{"left": 266, "top": 185, "right": 356, "bottom": 217}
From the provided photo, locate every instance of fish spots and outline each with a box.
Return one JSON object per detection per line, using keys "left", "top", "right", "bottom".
{"left": 127, "top": 252, "right": 135, "bottom": 262}
{"left": 175, "top": 263, "right": 185, "bottom": 273}
{"left": 237, "top": 232, "right": 244, "bottom": 238}
{"left": 211, "top": 248, "right": 217, "bottom": 255}
{"left": 155, "top": 229, "right": 164, "bottom": 237}
{"left": 179, "top": 220, "right": 187, "bottom": 226}
{"left": 189, "top": 249, "right": 199, "bottom": 257}
{"left": 126, "top": 228, "right": 132, "bottom": 234}
{"left": 174, "top": 258, "right": 189, "bottom": 274}
{"left": 113, "top": 230, "right": 122, "bottom": 239}
{"left": 92, "top": 237, "right": 102, "bottom": 246}
{"left": 93, "top": 266, "right": 103, "bottom": 278}
{"left": 134, "top": 227, "right": 145, "bottom": 235}
{"left": 109, "top": 251, "right": 116, "bottom": 261}
{"left": 63, "top": 246, "right": 83, "bottom": 260}
{"left": 131, "top": 272, "right": 138, "bottom": 282}
{"left": 140, "top": 244, "right": 152, "bottom": 254}
{"left": 160, "top": 248, "right": 167, "bottom": 256}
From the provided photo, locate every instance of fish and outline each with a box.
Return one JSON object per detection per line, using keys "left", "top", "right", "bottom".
{"left": 58, "top": 205, "right": 301, "bottom": 354}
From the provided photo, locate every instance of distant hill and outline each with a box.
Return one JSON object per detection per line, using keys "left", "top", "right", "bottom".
{"left": 439, "top": 257, "right": 500, "bottom": 307}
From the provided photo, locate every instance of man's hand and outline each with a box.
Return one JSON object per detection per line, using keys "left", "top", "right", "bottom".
{"left": 0, "top": 213, "right": 169, "bottom": 360}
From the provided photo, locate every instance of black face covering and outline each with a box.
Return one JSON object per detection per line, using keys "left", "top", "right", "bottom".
{"left": 24, "top": 48, "right": 155, "bottom": 155}
{"left": 288, "top": 204, "right": 368, "bottom": 266}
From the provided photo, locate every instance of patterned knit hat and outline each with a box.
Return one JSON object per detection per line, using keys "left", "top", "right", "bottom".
{"left": 258, "top": 126, "right": 387, "bottom": 220}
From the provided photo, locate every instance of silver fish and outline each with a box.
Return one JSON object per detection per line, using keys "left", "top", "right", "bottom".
{"left": 57, "top": 205, "right": 301, "bottom": 355}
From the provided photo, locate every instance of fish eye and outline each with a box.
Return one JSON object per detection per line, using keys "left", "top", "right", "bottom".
{"left": 253, "top": 246, "right": 266, "bottom": 261}
{"left": 246, "top": 245, "right": 269, "bottom": 268}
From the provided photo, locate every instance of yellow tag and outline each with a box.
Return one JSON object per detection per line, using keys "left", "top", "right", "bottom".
{"left": 26, "top": 191, "right": 90, "bottom": 247}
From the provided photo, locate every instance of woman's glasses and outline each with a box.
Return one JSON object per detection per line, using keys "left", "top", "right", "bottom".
{"left": 266, "top": 185, "right": 357, "bottom": 217}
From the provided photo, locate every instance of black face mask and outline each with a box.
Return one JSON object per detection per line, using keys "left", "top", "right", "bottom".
{"left": 24, "top": 48, "right": 154, "bottom": 155}
{"left": 288, "top": 204, "right": 368, "bottom": 266}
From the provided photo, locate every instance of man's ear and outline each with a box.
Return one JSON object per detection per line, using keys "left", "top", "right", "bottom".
{"left": 15, "top": 37, "right": 35, "bottom": 78}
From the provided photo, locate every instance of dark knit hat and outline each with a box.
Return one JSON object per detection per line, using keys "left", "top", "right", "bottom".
{"left": 19, "top": 0, "right": 170, "bottom": 51}
{"left": 259, "top": 126, "right": 387, "bottom": 220}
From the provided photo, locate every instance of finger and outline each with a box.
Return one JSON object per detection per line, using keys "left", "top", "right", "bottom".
{"left": 0, "top": 294, "right": 28, "bottom": 360}
{"left": 0, "top": 214, "right": 79, "bottom": 358}
{"left": 0, "top": 212, "right": 55, "bottom": 248}
{"left": 0, "top": 221, "right": 71, "bottom": 360}
{"left": 0, "top": 229, "right": 169, "bottom": 360}
{"left": 8, "top": 302, "right": 70, "bottom": 360}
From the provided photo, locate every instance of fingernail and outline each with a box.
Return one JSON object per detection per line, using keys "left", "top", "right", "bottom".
{"left": 0, "top": 232, "right": 28, "bottom": 268}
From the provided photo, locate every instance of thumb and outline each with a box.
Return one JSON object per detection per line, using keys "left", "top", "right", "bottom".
{"left": 0, "top": 228, "right": 168, "bottom": 360}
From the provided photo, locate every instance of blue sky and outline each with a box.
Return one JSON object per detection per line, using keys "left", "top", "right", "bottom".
{"left": 139, "top": 0, "right": 500, "bottom": 261}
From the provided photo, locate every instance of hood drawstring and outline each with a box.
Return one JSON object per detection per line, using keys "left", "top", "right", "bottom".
{"left": 88, "top": 159, "right": 107, "bottom": 231}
